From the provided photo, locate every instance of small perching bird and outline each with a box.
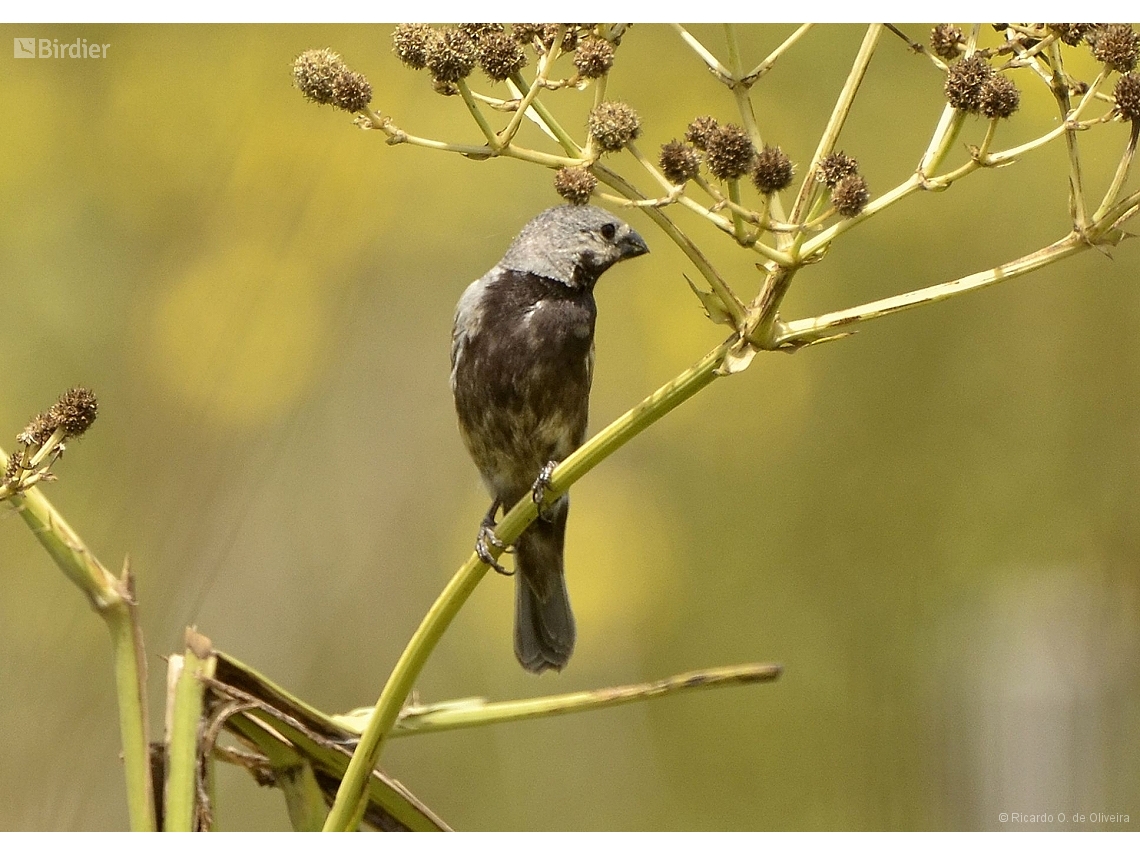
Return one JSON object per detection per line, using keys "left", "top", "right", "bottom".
{"left": 450, "top": 205, "right": 649, "bottom": 673}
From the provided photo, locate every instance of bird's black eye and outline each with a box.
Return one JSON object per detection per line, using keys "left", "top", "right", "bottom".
{"left": 600, "top": 222, "right": 616, "bottom": 241}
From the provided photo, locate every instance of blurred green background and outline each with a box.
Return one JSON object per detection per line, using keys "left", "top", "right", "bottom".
{"left": 2, "top": 23, "right": 1138, "bottom": 831}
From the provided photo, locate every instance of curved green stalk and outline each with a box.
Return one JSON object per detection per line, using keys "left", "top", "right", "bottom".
{"left": 3, "top": 464, "right": 156, "bottom": 832}
{"left": 322, "top": 336, "right": 736, "bottom": 830}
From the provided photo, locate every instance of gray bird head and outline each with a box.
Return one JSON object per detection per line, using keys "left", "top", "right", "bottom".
{"left": 499, "top": 205, "right": 648, "bottom": 289}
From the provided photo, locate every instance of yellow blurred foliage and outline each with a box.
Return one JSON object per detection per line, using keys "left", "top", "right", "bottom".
{"left": 149, "top": 244, "right": 325, "bottom": 426}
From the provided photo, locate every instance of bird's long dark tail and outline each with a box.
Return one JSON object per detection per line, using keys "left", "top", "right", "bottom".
{"left": 514, "top": 496, "right": 575, "bottom": 673}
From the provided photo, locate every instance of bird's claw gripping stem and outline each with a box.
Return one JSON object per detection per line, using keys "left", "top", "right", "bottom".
{"left": 532, "top": 460, "right": 558, "bottom": 522}
{"left": 476, "top": 526, "right": 513, "bottom": 576}
{"left": 477, "top": 502, "right": 514, "bottom": 575}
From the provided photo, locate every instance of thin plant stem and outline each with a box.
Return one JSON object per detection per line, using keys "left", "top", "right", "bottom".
{"left": 457, "top": 79, "right": 500, "bottom": 149}
{"left": 778, "top": 230, "right": 1088, "bottom": 344}
{"left": 671, "top": 24, "right": 733, "bottom": 84}
{"left": 1092, "top": 120, "right": 1140, "bottom": 223}
{"left": 789, "top": 24, "right": 882, "bottom": 227}
{"left": 500, "top": 42, "right": 565, "bottom": 148}
{"left": 742, "top": 24, "right": 813, "bottom": 85}
{"left": 337, "top": 663, "right": 783, "bottom": 736}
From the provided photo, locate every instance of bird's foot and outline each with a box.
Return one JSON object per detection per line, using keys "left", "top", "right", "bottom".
{"left": 476, "top": 524, "right": 513, "bottom": 576}
{"left": 531, "top": 460, "right": 558, "bottom": 522}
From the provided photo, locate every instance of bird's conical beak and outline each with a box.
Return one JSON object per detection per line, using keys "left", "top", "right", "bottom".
{"left": 619, "top": 228, "right": 649, "bottom": 260}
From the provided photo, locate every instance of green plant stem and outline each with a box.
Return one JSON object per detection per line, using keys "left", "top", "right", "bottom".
{"left": 777, "top": 229, "right": 1089, "bottom": 344}
{"left": 334, "top": 663, "right": 782, "bottom": 736}
{"left": 742, "top": 24, "right": 813, "bottom": 84}
{"left": 1092, "top": 119, "right": 1139, "bottom": 222}
{"left": 3, "top": 469, "right": 156, "bottom": 831}
{"left": 723, "top": 25, "right": 790, "bottom": 231}
{"left": 671, "top": 24, "right": 733, "bottom": 84}
{"left": 789, "top": 24, "right": 882, "bottom": 229}
{"left": 456, "top": 79, "right": 500, "bottom": 149}
{"left": 506, "top": 71, "right": 583, "bottom": 158}
{"left": 727, "top": 178, "right": 748, "bottom": 243}
{"left": 322, "top": 335, "right": 737, "bottom": 831}
{"left": 500, "top": 43, "right": 564, "bottom": 148}
{"left": 165, "top": 630, "right": 216, "bottom": 832}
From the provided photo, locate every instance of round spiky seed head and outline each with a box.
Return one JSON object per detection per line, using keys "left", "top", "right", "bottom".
{"left": 425, "top": 26, "right": 477, "bottom": 83}
{"left": 752, "top": 145, "right": 794, "bottom": 194}
{"left": 588, "top": 101, "right": 641, "bottom": 152}
{"left": 979, "top": 74, "right": 1020, "bottom": 118}
{"left": 477, "top": 31, "right": 528, "bottom": 81}
{"left": 1090, "top": 24, "right": 1140, "bottom": 73}
{"left": 331, "top": 70, "right": 372, "bottom": 113}
{"left": 537, "top": 24, "right": 580, "bottom": 52}
{"left": 685, "top": 115, "right": 720, "bottom": 150}
{"left": 292, "top": 48, "right": 348, "bottom": 105}
{"left": 944, "top": 55, "right": 994, "bottom": 112}
{"left": 817, "top": 151, "right": 859, "bottom": 187}
{"left": 574, "top": 37, "right": 615, "bottom": 79}
{"left": 659, "top": 140, "right": 702, "bottom": 184}
{"left": 930, "top": 24, "right": 964, "bottom": 60}
{"left": 459, "top": 23, "right": 505, "bottom": 42}
{"left": 704, "top": 123, "right": 755, "bottom": 180}
{"left": 511, "top": 24, "right": 543, "bottom": 44}
{"left": 832, "top": 174, "right": 870, "bottom": 218}
{"left": 1049, "top": 23, "right": 1095, "bottom": 46}
{"left": 50, "top": 387, "right": 98, "bottom": 438}
{"left": 391, "top": 23, "right": 437, "bottom": 70}
{"left": 1114, "top": 71, "right": 1140, "bottom": 121}
{"left": 17, "top": 412, "right": 54, "bottom": 447}
{"left": 553, "top": 166, "right": 597, "bottom": 205}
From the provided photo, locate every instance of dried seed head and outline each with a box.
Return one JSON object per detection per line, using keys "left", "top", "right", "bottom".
{"left": 930, "top": 24, "right": 964, "bottom": 60}
{"left": 511, "top": 24, "right": 543, "bottom": 44}
{"left": 944, "top": 55, "right": 994, "bottom": 112}
{"left": 459, "top": 23, "right": 506, "bottom": 41}
{"left": 333, "top": 71, "right": 372, "bottom": 113}
{"left": 553, "top": 166, "right": 597, "bottom": 205}
{"left": 431, "top": 78, "right": 459, "bottom": 96}
{"left": 685, "top": 115, "right": 720, "bottom": 150}
{"left": 752, "top": 145, "right": 794, "bottom": 194}
{"left": 979, "top": 74, "right": 1021, "bottom": 118}
{"left": 3, "top": 451, "right": 22, "bottom": 484}
{"left": 659, "top": 140, "right": 702, "bottom": 184}
{"left": 391, "top": 23, "right": 437, "bottom": 70}
{"left": 18, "top": 412, "right": 56, "bottom": 447}
{"left": 1049, "top": 23, "right": 1095, "bottom": 46}
{"left": 817, "top": 151, "right": 860, "bottom": 187}
{"left": 426, "top": 26, "right": 477, "bottom": 83}
{"left": 588, "top": 101, "right": 641, "bottom": 152}
{"left": 477, "top": 31, "right": 528, "bottom": 81}
{"left": 292, "top": 48, "right": 348, "bottom": 106}
{"left": 1090, "top": 24, "right": 1140, "bottom": 73}
{"left": 539, "top": 24, "right": 580, "bottom": 52}
{"left": 1114, "top": 71, "right": 1140, "bottom": 121}
{"left": 832, "top": 174, "right": 870, "bottom": 218}
{"left": 574, "top": 37, "right": 615, "bottom": 78}
{"left": 51, "top": 388, "right": 98, "bottom": 438}
{"left": 293, "top": 49, "right": 371, "bottom": 113}
{"left": 704, "top": 123, "right": 755, "bottom": 180}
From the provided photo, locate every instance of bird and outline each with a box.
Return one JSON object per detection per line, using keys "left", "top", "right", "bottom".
{"left": 450, "top": 205, "right": 649, "bottom": 673}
